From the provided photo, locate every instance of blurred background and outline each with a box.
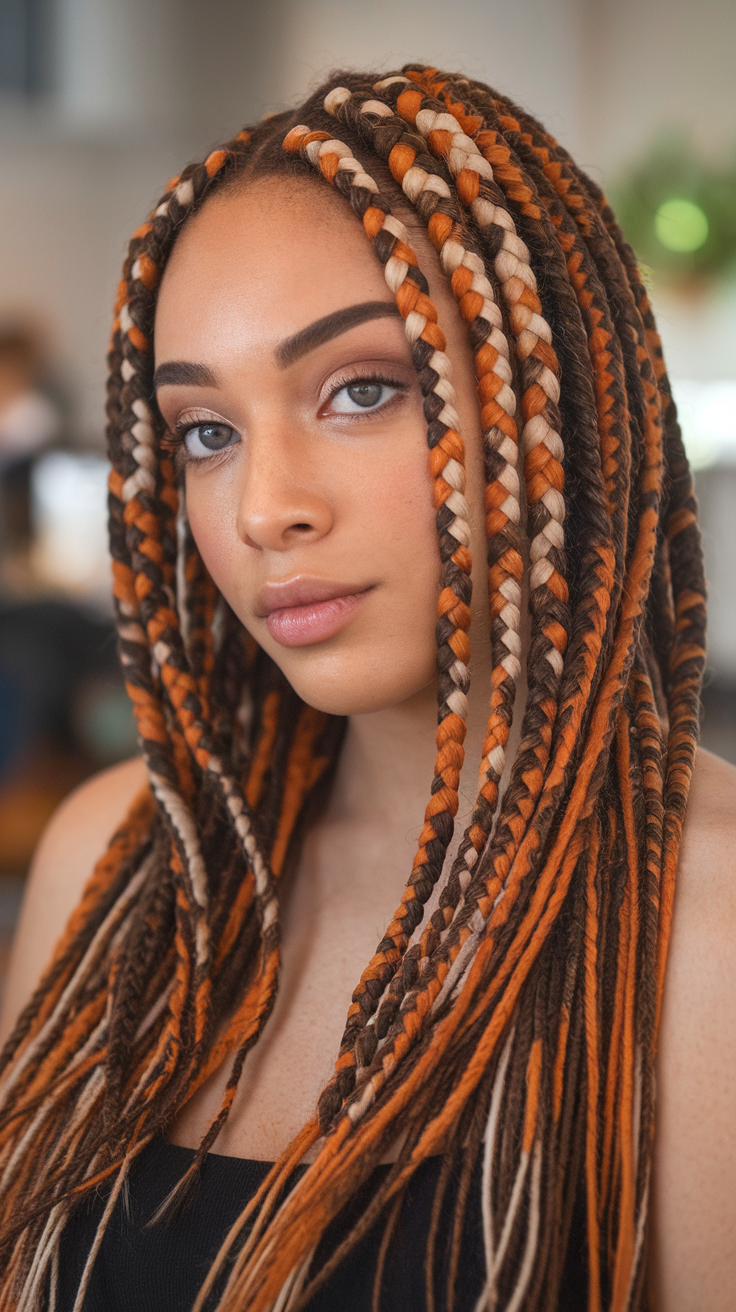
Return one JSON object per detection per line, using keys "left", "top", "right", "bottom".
{"left": 0, "top": 0, "right": 734, "bottom": 986}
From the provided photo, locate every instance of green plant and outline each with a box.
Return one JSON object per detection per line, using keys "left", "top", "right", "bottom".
{"left": 611, "top": 133, "right": 736, "bottom": 283}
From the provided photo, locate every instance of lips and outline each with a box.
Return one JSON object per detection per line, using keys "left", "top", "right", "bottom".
{"left": 255, "top": 577, "right": 373, "bottom": 647}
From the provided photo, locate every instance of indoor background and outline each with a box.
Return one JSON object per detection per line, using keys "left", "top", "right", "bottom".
{"left": 1, "top": 0, "right": 735, "bottom": 988}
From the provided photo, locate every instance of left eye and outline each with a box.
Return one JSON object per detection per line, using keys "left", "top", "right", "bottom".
{"left": 330, "top": 381, "right": 397, "bottom": 413}
{"left": 184, "top": 422, "right": 239, "bottom": 459}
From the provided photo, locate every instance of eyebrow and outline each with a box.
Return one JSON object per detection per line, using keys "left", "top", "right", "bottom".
{"left": 275, "top": 300, "right": 401, "bottom": 368}
{"left": 153, "top": 361, "right": 216, "bottom": 389}
{"left": 153, "top": 300, "right": 403, "bottom": 391}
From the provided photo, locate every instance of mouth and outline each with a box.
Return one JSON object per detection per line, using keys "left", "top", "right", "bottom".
{"left": 256, "top": 578, "right": 374, "bottom": 648}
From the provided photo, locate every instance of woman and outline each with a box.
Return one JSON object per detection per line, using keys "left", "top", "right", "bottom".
{"left": 0, "top": 65, "right": 734, "bottom": 1312}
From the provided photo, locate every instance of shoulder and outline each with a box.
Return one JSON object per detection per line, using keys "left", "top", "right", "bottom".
{"left": 671, "top": 747, "right": 736, "bottom": 946}
{"left": 649, "top": 747, "right": 736, "bottom": 1310}
{"left": 678, "top": 746, "right": 736, "bottom": 885}
{"left": 662, "top": 745, "right": 736, "bottom": 1068}
{"left": 662, "top": 746, "right": 736, "bottom": 1000}
{"left": 0, "top": 756, "right": 148, "bottom": 1045}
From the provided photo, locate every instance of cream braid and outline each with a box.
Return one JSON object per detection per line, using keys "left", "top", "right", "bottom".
{"left": 278, "top": 122, "right": 476, "bottom": 1120}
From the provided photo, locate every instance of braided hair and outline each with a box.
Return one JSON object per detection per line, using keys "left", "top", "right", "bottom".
{"left": 0, "top": 66, "right": 705, "bottom": 1312}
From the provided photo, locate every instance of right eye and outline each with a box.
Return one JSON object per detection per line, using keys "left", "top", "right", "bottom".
{"left": 183, "top": 422, "right": 239, "bottom": 459}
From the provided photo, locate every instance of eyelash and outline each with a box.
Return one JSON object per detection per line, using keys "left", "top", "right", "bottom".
{"left": 161, "top": 419, "right": 232, "bottom": 461}
{"left": 322, "top": 370, "right": 409, "bottom": 415}
{"left": 162, "top": 369, "right": 410, "bottom": 461}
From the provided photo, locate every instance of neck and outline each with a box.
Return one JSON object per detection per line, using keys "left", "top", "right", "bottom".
{"left": 326, "top": 611, "right": 497, "bottom": 840}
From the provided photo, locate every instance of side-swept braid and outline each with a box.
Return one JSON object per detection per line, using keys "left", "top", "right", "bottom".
{"left": 278, "top": 121, "right": 476, "bottom": 1119}
{"left": 322, "top": 84, "right": 523, "bottom": 991}
{"left": 0, "top": 66, "right": 705, "bottom": 1312}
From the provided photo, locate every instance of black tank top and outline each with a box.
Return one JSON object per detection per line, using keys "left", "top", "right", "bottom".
{"left": 55, "top": 1137, "right": 588, "bottom": 1310}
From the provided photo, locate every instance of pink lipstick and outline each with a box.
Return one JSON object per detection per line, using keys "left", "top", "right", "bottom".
{"left": 256, "top": 578, "right": 373, "bottom": 648}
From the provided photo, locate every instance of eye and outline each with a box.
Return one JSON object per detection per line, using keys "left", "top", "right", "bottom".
{"left": 183, "top": 422, "right": 239, "bottom": 459}
{"left": 329, "top": 380, "right": 399, "bottom": 414}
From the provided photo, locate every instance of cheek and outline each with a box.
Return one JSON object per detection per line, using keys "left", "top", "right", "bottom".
{"left": 311, "top": 449, "right": 442, "bottom": 709}
{"left": 184, "top": 462, "right": 253, "bottom": 606}
{"left": 331, "top": 436, "right": 440, "bottom": 653}
{"left": 376, "top": 453, "right": 439, "bottom": 592}
{"left": 185, "top": 445, "right": 442, "bottom": 716}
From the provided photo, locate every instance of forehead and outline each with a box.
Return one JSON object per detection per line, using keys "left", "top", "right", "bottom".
{"left": 155, "top": 177, "right": 394, "bottom": 362}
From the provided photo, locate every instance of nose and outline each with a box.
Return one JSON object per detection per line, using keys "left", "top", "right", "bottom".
{"left": 235, "top": 426, "right": 333, "bottom": 552}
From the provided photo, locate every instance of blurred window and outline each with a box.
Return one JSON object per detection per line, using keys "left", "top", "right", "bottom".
{"left": 671, "top": 379, "right": 736, "bottom": 471}
{"left": 30, "top": 452, "right": 111, "bottom": 601}
{"left": 0, "top": 0, "right": 49, "bottom": 96}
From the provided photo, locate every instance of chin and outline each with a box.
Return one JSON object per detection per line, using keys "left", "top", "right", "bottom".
{"left": 275, "top": 660, "right": 436, "bottom": 718}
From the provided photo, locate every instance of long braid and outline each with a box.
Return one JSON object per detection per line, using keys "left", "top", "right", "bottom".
{"left": 0, "top": 68, "right": 705, "bottom": 1312}
{"left": 322, "top": 83, "right": 524, "bottom": 1041}
{"left": 278, "top": 122, "right": 475, "bottom": 1120}
{"left": 321, "top": 76, "right": 613, "bottom": 1112}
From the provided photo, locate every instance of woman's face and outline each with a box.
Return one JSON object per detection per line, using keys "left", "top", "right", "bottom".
{"left": 155, "top": 177, "right": 485, "bottom": 716}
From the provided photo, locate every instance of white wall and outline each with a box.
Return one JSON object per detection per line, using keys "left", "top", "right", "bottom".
{"left": 694, "top": 468, "right": 736, "bottom": 679}
{"left": 583, "top": 0, "right": 736, "bottom": 174}
{"left": 0, "top": 126, "right": 192, "bottom": 442}
{"left": 270, "top": 0, "right": 586, "bottom": 160}
{"left": 0, "top": 0, "right": 288, "bottom": 445}
{"left": 53, "top": 0, "right": 184, "bottom": 130}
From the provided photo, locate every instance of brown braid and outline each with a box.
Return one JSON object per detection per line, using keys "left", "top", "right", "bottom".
{"left": 0, "top": 67, "right": 705, "bottom": 1312}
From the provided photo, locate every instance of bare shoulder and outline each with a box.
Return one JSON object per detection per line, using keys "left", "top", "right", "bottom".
{"left": 0, "top": 756, "right": 148, "bottom": 1046}
{"left": 677, "top": 745, "right": 736, "bottom": 903}
{"left": 649, "top": 747, "right": 736, "bottom": 1311}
